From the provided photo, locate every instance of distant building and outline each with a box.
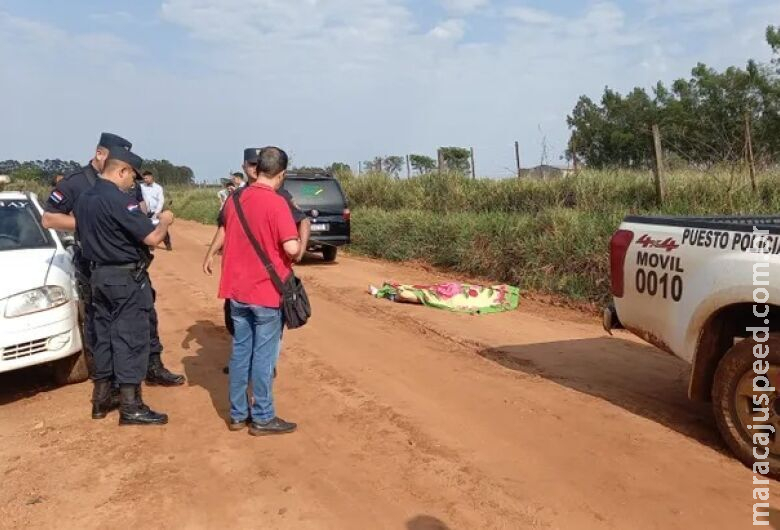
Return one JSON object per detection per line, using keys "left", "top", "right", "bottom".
{"left": 518, "top": 165, "right": 576, "bottom": 179}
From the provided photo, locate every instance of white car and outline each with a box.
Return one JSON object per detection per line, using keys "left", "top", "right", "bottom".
{"left": 0, "top": 191, "right": 89, "bottom": 385}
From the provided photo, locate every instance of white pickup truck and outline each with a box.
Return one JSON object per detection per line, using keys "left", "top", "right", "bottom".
{"left": 605, "top": 215, "right": 780, "bottom": 475}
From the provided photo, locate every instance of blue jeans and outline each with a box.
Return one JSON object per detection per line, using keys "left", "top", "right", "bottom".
{"left": 228, "top": 300, "right": 283, "bottom": 423}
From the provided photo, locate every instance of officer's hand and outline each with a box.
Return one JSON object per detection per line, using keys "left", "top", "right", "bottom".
{"left": 159, "top": 211, "right": 175, "bottom": 225}
{"left": 203, "top": 256, "right": 214, "bottom": 276}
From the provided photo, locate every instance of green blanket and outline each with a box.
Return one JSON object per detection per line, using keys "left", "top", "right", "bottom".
{"left": 371, "top": 281, "right": 520, "bottom": 315}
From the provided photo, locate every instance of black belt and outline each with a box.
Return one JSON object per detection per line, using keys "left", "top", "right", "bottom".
{"left": 90, "top": 262, "right": 139, "bottom": 270}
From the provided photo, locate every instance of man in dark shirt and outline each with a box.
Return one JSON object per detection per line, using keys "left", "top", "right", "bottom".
{"left": 43, "top": 133, "right": 131, "bottom": 367}
{"left": 74, "top": 146, "right": 174, "bottom": 426}
{"left": 43, "top": 133, "right": 185, "bottom": 411}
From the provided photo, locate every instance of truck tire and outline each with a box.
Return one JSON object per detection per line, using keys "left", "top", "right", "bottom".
{"left": 322, "top": 246, "right": 337, "bottom": 262}
{"left": 52, "top": 351, "right": 91, "bottom": 386}
{"left": 712, "top": 334, "right": 780, "bottom": 477}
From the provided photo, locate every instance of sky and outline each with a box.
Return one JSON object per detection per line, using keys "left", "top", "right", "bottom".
{"left": 0, "top": 0, "right": 777, "bottom": 181}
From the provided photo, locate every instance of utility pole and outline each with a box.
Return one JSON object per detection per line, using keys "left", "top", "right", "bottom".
{"left": 470, "top": 147, "right": 476, "bottom": 179}
{"left": 651, "top": 124, "right": 666, "bottom": 207}
{"left": 745, "top": 112, "right": 757, "bottom": 192}
{"left": 514, "top": 141, "right": 521, "bottom": 178}
{"left": 437, "top": 149, "right": 443, "bottom": 174}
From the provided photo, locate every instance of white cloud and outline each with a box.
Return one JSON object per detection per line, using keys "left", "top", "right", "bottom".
{"left": 439, "top": 0, "right": 490, "bottom": 15}
{"left": 644, "top": 0, "right": 737, "bottom": 17}
{"left": 0, "top": 1, "right": 776, "bottom": 178}
{"left": 428, "top": 19, "right": 466, "bottom": 41}
{"left": 505, "top": 7, "right": 558, "bottom": 26}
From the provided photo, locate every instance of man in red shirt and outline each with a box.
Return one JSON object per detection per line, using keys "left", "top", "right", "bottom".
{"left": 218, "top": 147, "right": 301, "bottom": 435}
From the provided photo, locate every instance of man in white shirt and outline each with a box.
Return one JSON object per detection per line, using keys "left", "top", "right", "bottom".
{"left": 141, "top": 170, "right": 172, "bottom": 251}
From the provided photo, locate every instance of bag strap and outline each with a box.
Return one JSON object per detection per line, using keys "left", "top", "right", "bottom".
{"left": 231, "top": 189, "right": 286, "bottom": 294}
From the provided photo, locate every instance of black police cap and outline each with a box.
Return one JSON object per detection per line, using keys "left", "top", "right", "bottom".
{"left": 99, "top": 132, "right": 132, "bottom": 150}
{"left": 244, "top": 148, "right": 261, "bottom": 163}
{"left": 107, "top": 145, "right": 144, "bottom": 177}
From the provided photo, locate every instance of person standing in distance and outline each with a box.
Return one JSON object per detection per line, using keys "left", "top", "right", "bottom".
{"left": 74, "top": 146, "right": 174, "bottom": 425}
{"left": 140, "top": 170, "right": 172, "bottom": 251}
{"left": 218, "top": 146, "right": 300, "bottom": 435}
{"left": 231, "top": 171, "right": 246, "bottom": 189}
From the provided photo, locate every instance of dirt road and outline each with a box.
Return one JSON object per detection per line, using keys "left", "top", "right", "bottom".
{"left": 0, "top": 220, "right": 776, "bottom": 529}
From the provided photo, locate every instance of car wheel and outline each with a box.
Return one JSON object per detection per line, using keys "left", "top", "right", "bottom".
{"left": 322, "top": 246, "right": 337, "bottom": 262}
{"left": 712, "top": 334, "right": 780, "bottom": 478}
{"left": 52, "top": 351, "right": 90, "bottom": 386}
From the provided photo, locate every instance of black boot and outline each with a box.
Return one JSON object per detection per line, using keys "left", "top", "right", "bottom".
{"left": 146, "top": 355, "right": 185, "bottom": 386}
{"left": 91, "top": 379, "right": 118, "bottom": 419}
{"left": 118, "top": 384, "right": 168, "bottom": 426}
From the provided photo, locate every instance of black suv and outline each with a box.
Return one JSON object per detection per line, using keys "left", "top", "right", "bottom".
{"left": 282, "top": 172, "right": 350, "bottom": 262}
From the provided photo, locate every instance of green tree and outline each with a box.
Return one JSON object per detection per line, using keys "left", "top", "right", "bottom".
{"left": 409, "top": 154, "right": 436, "bottom": 174}
{"left": 10, "top": 163, "right": 45, "bottom": 182}
{"left": 439, "top": 147, "right": 471, "bottom": 174}
{"left": 568, "top": 28, "right": 780, "bottom": 169}
{"left": 143, "top": 159, "right": 194, "bottom": 186}
{"left": 383, "top": 156, "right": 404, "bottom": 177}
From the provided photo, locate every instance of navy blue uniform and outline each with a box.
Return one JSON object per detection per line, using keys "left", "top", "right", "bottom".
{"left": 75, "top": 179, "right": 156, "bottom": 384}
{"left": 45, "top": 164, "right": 100, "bottom": 353}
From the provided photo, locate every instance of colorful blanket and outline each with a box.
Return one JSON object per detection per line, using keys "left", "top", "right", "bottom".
{"left": 370, "top": 281, "right": 520, "bottom": 315}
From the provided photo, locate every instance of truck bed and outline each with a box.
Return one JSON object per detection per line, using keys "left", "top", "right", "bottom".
{"left": 624, "top": 215, "right": 780, "bottom": 234}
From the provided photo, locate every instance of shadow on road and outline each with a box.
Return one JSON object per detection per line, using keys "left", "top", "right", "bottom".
{"left": 0, "top": 364, "right": 60, "bottom": 406}
{"left": 180, "top": 319, "right": 231, "bottom": 422}
{"left": 406, "top": 515, "right": 451, "bottom": 530}
{"left": 480, "top": 337, "right": 724, "bottom": 452}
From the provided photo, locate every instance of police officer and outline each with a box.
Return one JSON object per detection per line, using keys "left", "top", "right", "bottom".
{"left": 74, "top": 146, "right": 174, "bottom": 425}
{"left": 43, "top": 134, "right": 185, "bottom": 414}
{"left": 43, "top": 133, "right": 132, "bottom": 368}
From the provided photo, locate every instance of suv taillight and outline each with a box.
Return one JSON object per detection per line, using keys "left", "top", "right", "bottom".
{"left": 343, "top": 209, "right": 351, "bottom": 222}
{"left": 610, "top": 229, "right": 634, "bottom": 298}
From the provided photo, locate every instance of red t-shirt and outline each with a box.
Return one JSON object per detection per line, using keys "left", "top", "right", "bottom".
{"left": 218, "top": 184, "right": 298, "bottom": 308}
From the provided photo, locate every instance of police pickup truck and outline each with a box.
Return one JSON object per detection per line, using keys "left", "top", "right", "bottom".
{"left": 605, "top": 215, "right": 780, "bottom": 475}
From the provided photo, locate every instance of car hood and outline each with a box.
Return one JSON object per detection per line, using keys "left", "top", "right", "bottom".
{"left": 0, "top": 248, "right": 61, "bottom": 300}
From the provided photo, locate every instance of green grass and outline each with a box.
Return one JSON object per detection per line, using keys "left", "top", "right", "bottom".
{"left": 10, "top": 168, "right": 777, "bottom": 305}
{"left": 168, "top": 169, "right": 780, "bottom": 304}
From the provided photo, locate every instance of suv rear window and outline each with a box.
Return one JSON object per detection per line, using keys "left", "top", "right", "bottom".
{"left": 283, "top": 179, "right": 345, "bottom": 208}
{"left": 0, "top": 199, "right": 54, "bottom": 251}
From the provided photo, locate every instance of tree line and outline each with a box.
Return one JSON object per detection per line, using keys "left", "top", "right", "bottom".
{"left": 567, "top": 25, "right": 780, "bottom": 170}
{"left": 308, "top": 147, "right": 473, "bottom": 179}
{"left": 0, "top": 158, "right": 194, "bottom": 185}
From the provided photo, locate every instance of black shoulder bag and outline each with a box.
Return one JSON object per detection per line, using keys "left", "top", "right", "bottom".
{"left": 231, "top": 191, "right": 311, "bottom": 329}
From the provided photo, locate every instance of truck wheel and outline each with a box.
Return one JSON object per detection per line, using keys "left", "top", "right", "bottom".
{"left": 52, "top": 351, "right": 91, "bottom": 386}
{"left": 322, "top": 246, "right": 337, "bottom": 262}
{"left": 712, "top": 335, "right": 780, "bottom": 477}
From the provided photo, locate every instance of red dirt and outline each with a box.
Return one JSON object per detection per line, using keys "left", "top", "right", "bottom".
{"left": 0, "top": 219, "right": 776, "bottom": 529}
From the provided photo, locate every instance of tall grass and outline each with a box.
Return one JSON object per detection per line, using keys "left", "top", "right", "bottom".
{"left": 11, "top": 168, "right": 776, "bottom": 304}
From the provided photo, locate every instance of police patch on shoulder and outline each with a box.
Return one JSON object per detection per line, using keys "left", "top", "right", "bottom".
{"left": 49, "top": 190, "right": 64, "bottom": 204}
{"left": 127, "top": 203, "right": 140, "bottom": 213}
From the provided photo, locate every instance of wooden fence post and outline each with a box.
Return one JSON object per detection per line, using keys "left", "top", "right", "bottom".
{"left": 515, "top": 141, "right": 521, "bottom": 178}
{"left": 470, "top": 147, "right": 476, "bottom": 179}
{"left": 651, "top": 124, "right": 665, "bottom": 207}
{"left": 406, "top": 155, "right": 411, "bottom": 179}
{"left": 745, "top": 112, "right": 757, "bottom": 192}
{"left": 437, "top": 149, "right": 443, "bottom": 174}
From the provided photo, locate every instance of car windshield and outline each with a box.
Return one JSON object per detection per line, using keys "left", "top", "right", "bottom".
{"left": 283, "top": 179, "right": 345, "bottom": 208}
{"left": 0, "top": 199, "right": 54, "bottom": 251}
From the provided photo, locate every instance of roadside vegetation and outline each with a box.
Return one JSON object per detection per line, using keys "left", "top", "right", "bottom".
{"left": 166, "top": 169, "right": 780, "bottom": 304}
